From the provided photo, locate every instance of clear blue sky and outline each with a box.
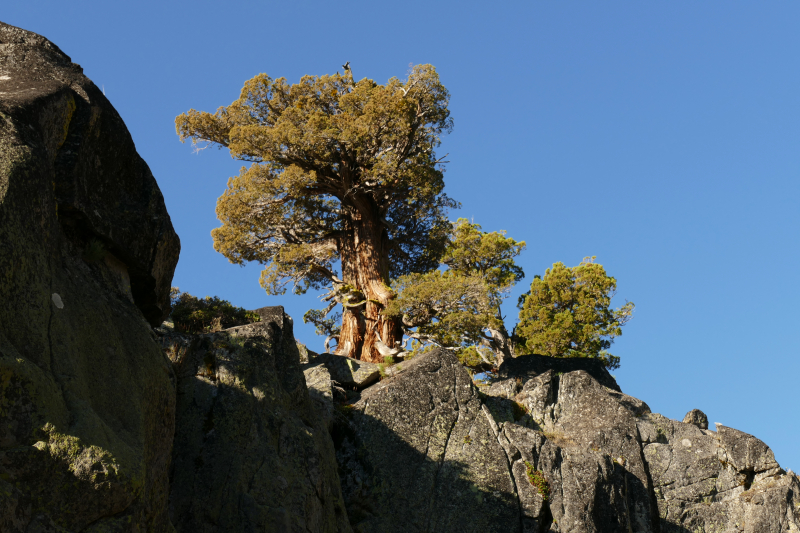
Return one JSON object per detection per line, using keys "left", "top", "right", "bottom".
{"left": 7, "top": 2, "right": 799, "bottom": 472}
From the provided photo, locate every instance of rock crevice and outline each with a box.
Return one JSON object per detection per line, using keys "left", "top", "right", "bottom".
{"left": 0, "top": 21, "right": 179, "bottom": 533}
{"left": 306, "top": 347, "right": 800, "bottom": 533}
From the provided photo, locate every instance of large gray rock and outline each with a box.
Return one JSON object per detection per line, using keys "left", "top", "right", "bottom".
{"left": 335, "top": 348, "right": 520, "bottom": 533}
{"left": 547, "top": 370, "right": 655, "bottom": 531}
{"left": 639, "top": 414, "right": 800, "bottom": 532}
{"left": 489, "top": 368, "right": 656, "bottom": 532}
{"left": 162, "top": 306, "right": 352, "bottom": 533}
{"left": 332, "top": 347, "right": 799, "bottom": 532}
{"left": 0, "top": 21, "right": 179, "bottom": 326}
{"left": 0, "top": 22, "right": 178, "bottom": 532}
{"left": 304, "top": 364, "right": 335, "bottom": 431}
{"left": 501, "top": 423, "right": 631, "bottom": 533}
{"left": 303, "top": 352, "right": 381, "bottom": 389}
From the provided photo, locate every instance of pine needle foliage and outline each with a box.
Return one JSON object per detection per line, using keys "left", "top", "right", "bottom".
{"left": 516, "top": 257, "right": 634, "bottom": 369}
{"left": 384, "top": 218, "right": 525, "bottom": 367}
{"left": 175, "top": 64, "right": 457, "bottom": 361}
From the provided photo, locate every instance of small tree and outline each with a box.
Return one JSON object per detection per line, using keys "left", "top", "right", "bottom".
{"left": 176, "top": 65, "right": 455, "bottom": 362}
{"left": 384, "top": 218, "right": 525, "bottom": 368}
{"left": 516, "top": 257, "right": 634, "bottom": 369}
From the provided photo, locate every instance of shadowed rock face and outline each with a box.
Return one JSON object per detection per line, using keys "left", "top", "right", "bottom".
{"left": 335, "top": 348, "right": 520, "bottom": 533}
{"left": 0, "top": 21, "right": 179, "bottom": 326}
{"left": 320, "top": 350, "right": 800, "bottom": 533}
{"left": 0, "top": 22, "right": 179, "bottom": 532}
{"left": 159, "top": 307, "right": 352, "bottom": 533}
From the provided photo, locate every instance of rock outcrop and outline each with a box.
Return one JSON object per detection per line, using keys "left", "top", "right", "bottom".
{"left": 304, "top": 351, "right": 381, "bottom": 390}
{"left": 335, "top": 348, "right": 519, "bottom": 533}
{"left": 3, "top": 20, "right": 797, "bottom": 533}
{"left": 158, "top": 307, "right": 352, "bottom": 533}
{"left": 0, "top": 22, "right": 179, "bottom": 531}
{"left": 640, "top": 414, "right": 799, "bottom": 532}
{"left": 315, "top": 348, "right": 800, "bottom": 533}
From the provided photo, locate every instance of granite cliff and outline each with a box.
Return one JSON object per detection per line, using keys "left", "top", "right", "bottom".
{"left": 1, "top": 22, "right": 798, "bottom": 533}
{"left": 308, "top": 347, "right": 800, "bottom": 532}
{"left": 0, "top": 21, "right": 178, "bottom": 531}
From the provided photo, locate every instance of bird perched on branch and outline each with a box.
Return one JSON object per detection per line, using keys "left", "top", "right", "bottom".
{"left": 342, "top": 61, "right": 350, "bottom": 71}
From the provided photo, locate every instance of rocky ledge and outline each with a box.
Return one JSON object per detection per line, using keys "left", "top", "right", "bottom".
{"left": 302, "top": 347, "right": 800, "bottom": 533}
{"left": 3, "top": 20, "right": 797, "bottom": 533}
{"left": 156, "top": 309, "right": 352, "bottom": 533}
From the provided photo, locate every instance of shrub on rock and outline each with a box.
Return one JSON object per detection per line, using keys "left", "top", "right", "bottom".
{"left": 170, "top": 289, "right": 260, "bottom": 333}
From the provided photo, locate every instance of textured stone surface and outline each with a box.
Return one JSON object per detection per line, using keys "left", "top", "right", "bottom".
{"left": 681, "top": 408, "right": 708, "bottom": 429}
{"left": 486, "top": 368, "right": 656, "bottom": 532}
{"left": 335, "top": 348, "right": 520, "bottom": 533}
{"left": 639, "top": 413, "right": 800, "bottom": 532}
{"left": 296, "top": 341, "right": 316, "bottom": 364}
{"left": 331, "top": 348, "right": 800, "bottom": 532}
{"left": 0, "top": 21, "right": 179, "bottom": 326}
{"left": 501, "top": 423, "right": 631, "bottom": 533}
{"left": 547, "top": 371, "right": 655, "bottom": 531}
{"left": 0, "top": 22, "right": 177, "bottom": 532}
{"left": 304, "top": 352, "right": 381, "bottom": 389}
{"left": 162, "top": 307, "right": 352, "bottom": 533}
{"left": 305, "top": 364, "right": 335, "bottom": 432}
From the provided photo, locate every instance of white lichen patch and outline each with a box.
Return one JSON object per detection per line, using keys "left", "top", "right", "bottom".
{"left": 0, "top": 75, "right": 10, "bottom": 81}
{"left": 51, "top": 293, "right": 64, "bottom": 309}
{"left": 682, "top": 438, "right": 692, "bottom": 447}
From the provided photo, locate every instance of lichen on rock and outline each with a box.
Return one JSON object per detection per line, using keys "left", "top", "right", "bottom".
{"left": 161, "top": 306, "right": 352, "bottom": 533}
{"left": 0, "top": 21, "right": 179, "bottom": 532}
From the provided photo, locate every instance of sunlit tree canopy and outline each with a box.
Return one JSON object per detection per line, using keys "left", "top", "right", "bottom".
{"left": 176, "top": 65, "right": 457, "bottom": 361}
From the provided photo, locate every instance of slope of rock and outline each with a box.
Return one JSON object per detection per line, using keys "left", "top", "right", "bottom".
{"left": 159, "top": 307, "right": 352, "bottom": 533}
{"left": 320, "top": 348, "right": 800, "bottom": 533}
{"left": 639, "top": 414, "right": 800, "bottom": 532}
{"left": 0, "top": 22, "right": 179, "bottom": 531}
{"left": 334, "top": 348, "right": 520, "bottom": 533}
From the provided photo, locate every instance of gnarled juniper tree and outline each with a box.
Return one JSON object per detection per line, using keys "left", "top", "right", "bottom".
{"left": 176, "top": 65, "right": 455, "bottom": 362}
{"left": 384, "top": 218, "right": 526, "bottom": 368}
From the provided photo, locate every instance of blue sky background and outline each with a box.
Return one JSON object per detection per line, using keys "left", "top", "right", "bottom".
{"left": 7, "top": 2, "right": 799, "bottom": 472}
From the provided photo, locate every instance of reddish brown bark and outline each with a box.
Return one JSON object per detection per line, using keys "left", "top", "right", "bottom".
{"left": 334, "top": 196, "right": 402, "bottom": 363}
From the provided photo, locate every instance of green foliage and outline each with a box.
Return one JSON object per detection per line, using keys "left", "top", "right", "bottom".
{"left": 176, "top": 64, "right": 456, "bottom": 296}
{"left": 524, "top": 462, "right": 550, "bottom": 501}
{"left": 170, "top": 286, "right": 181, "bottom": 305}
{"left": 170, "top": 290, "right": 261, "bottom": 333}
{"left": 226, "top": 335, "right": 248, "bottom": 350}
{"left": 377, "top": 356, "right": 397, "bottom": 378}
{"left": 386, "top": 269, "right": 491, "bottom": 345}
{"left": 516, "top": 257, "right": 634, "bottom": 369}
{"left": 456, "top": 345, "right": 494, "bottom": 369}
{"left": 442, "top": 218, "right": 525, "bottom": 298}
{"left": 403, "top": 340, "right": 438, "bottom": 360}
{"left": 384, "top": 219, "right": 525, "bottom": 364}
{"left": 303, "top": 308, "right": 341, "bottom": 337}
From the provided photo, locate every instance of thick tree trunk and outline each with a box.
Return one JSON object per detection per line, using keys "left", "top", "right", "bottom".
{"left": 483, "top": 327, "right": 513, "bottom": 367}
{"left": 335, "top": 200, "right": 402, "bottom": 363}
